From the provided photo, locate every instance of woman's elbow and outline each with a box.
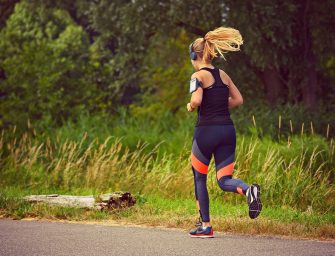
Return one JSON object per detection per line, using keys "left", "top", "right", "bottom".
{"left": 234, "top": 96, "right": 243, "bottom": 107}
{"left": 238, "top": 97, "right": 243, "bottom": 106}
{"left": 191, "top": 99, "right": 202, "bottom": 107}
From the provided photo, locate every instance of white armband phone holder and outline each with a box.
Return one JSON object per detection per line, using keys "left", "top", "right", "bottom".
{"left": 189, "top": 78, "right": 202, "bottom": 93}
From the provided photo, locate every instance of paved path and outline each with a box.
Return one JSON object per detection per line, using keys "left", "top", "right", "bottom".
{"left": 0, "top": 218, "right": 334, "bottom": 256}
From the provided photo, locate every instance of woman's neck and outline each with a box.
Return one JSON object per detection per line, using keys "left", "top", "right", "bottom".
{"left": 197, "top": 62, "right": 214, "bottom": 70}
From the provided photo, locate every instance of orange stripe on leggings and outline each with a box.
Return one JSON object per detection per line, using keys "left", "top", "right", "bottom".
{"left": 237, "top": 187, "right": 244, "bottom": 195}
{"left": 216, "top": 162, "right": 235, "bottom": 180}
{"left": 191, "top": 153, "right": 208, "bottom": 174}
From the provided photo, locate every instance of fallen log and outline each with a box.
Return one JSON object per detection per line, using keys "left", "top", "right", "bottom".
{"left": 23, "top": 191, "right": 136, "bottom": 211}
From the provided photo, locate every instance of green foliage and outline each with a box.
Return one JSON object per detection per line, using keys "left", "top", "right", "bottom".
{"left": 0, "top": 0, "right": 334, "bottom": 219}
{"left": 1, "top": 109, "right": 334, "bottom": 213}
{"left": 227, "top": 1, "right": 296, "bottom": 69}
{"left": 0, "top": 1, "right": 97, "bottom": 133}
{"left": 230, "top": 103, "right": 335, "bottom": 139}
{"left": 225, "top": 0, "right": 335, "bottom": 105}
{"left": 1, "top": 0, "right": 334, "bottom": 134}
{"left": 1, "top": 187, "right": 334, "bottom": 239}
{"left": 130, "top": 31, "right": 193, "bottom": 119}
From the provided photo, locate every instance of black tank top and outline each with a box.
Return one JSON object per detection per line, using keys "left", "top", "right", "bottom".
{"left": 195, "top": 67, "right": 234, "bottom": 126}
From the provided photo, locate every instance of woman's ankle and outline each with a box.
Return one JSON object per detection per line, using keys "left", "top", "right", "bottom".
{"left": 202, "top": 222, "right": 211, "bottom": 227}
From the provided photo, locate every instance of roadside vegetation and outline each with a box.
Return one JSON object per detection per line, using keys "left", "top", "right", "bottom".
{"left": 1, "top": 0, "right": 334, "bottom": 240}
{"left": 1, "top": 110, "right": 334, "bottom": 239}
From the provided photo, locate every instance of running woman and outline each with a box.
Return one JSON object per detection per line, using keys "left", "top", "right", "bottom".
{"left": 187, "top": 27, "right": 262, "bottom": 238}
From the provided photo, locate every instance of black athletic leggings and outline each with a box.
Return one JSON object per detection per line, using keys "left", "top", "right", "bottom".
{"left": 191, "top": 124, "right": 249, "bottom": 222}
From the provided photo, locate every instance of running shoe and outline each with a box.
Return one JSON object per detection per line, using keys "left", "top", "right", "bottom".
{"left": 189, "top": 225, "right": 214, "bottom": 238}
{"left": 247, "top": 183, "right": 262, "bottom": 219}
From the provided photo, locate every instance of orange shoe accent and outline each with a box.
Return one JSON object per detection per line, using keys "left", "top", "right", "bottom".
{"left": 237, "top": 187, "right": 244, "bottom": 195}
{"left": 216, "top": 162, "right": 234, "bottom": 180}
{"left": 191, "top": 153, "right": 208, "bottom": 174}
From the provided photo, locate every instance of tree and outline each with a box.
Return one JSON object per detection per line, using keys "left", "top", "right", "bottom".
{"left": 0, "top": 1, "right": 95, "bottom": 131}
{"left": 226, "top": 0, "right": 335, "bottom": 108}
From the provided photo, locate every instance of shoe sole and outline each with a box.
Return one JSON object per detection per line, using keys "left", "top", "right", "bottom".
{"left": 189, "top": 234, "right": 214, "bottom": 238}
{"left": 249, "top": 184, "right": 262, "bottom": 219}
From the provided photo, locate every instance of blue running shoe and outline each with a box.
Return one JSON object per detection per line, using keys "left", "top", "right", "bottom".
{"left": 189, "top": 225, "right": 214, "bottom": 238}
{"left": 247, "top": 183, "right": 262, "bottom": 219}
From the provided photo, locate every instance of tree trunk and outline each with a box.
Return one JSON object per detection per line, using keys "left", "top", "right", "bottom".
{"left": 302, "top": 51, "right": 318, "bottom": 108}
{"left": 301, "top": 0, "right": 318, "bottom": 109}
{"left": 259, "top": 66, "right": 285, "bottom": 105}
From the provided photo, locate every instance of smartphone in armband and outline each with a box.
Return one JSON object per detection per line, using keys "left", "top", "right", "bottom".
{"left": 189, "top": 78, "right": 202, "bottom": 94}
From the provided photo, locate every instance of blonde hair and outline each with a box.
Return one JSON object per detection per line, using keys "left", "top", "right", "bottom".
{"left": 192, "top": 27, "right": 243, "bottom": 62}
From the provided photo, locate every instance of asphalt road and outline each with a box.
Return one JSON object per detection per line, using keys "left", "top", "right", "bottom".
{"left": 0, "top": 218, "right": 334, "bottom": 256}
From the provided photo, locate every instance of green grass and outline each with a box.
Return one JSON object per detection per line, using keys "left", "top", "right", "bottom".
{"left": 0, "top": 108, "right": 334, "bottom": 239}
{"left": 1, "top": 126, "right": 333, "bottom": 213}
{"left": 1, "top": 186, "right": 334, "bottom": 239}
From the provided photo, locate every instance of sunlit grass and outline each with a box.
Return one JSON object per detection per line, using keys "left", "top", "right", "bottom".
{"left": 0, "top": 124, "right": 334, "bottom": 213}
{"left": 1, "top": 187, "right": 334, "bottom": 239}
{"left": 0, "top": 110, "right": 334, "bottom": 239}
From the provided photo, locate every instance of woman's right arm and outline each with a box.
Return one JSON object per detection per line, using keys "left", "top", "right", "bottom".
{"left": 220, "top": 70, "right": 243, "bottom": 108}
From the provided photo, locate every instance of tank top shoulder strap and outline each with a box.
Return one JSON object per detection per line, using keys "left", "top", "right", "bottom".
{"left": 199, "top": 67, "right": 225, "bottom": 87}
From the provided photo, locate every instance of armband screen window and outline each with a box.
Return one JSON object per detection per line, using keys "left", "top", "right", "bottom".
{"left": 189, "top": 78, "right": 201, "bottom": 93}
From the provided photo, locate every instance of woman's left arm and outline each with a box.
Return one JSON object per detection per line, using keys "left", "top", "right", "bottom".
{"left": 187, "top": 73, "right": 203, "bottom": 112}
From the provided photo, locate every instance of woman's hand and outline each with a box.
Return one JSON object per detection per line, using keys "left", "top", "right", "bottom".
{"left": 187, "top": 102, "right": 195, "bottom": 112}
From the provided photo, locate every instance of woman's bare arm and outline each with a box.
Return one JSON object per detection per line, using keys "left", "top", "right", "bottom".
{"left": 220, "top": 70, "right": 243, "bottom": 108}
{"left": 187, "top": 73, "right": 203, "bottom": 112}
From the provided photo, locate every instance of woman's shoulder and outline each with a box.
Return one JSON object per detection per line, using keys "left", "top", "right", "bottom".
{"left": 218, "top": 69, "right": 232, "bottom": 87}
{"left": 191, "top": 70, "right": 205, "bottom": 78}
{"left": 218, "top": 68, "right": 229, "bottom": 76}
{"left": 190, "top": 71, "right": 199, "bottom": 79}
{"left": 191, "top": 69, "right": 214, "bottom": 80}
{"left": 190, "top": 71, "right": 207, "bottom": 84}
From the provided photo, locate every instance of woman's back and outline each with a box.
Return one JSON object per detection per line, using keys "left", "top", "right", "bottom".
{"left": 196, "top": 67, "right": 233, "bottom": 126}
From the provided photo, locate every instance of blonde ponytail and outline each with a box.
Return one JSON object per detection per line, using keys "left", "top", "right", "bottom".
{"left": 192, "top": 27, "right": 243, "bottom": 62}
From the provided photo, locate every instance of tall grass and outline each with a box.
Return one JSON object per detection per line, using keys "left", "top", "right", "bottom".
{"left": 1, "top": 120, "right": 334, "bottom": 213}
{"left": 4, "top": 103, "right": 333, "bottom": 157}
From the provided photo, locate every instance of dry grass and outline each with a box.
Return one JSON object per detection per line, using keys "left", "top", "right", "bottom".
{"left": 1, "top": 125, "right": 334, "bottom": 212}
{"left": 2, "top": 199, "right": 333, "bottom": 240}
